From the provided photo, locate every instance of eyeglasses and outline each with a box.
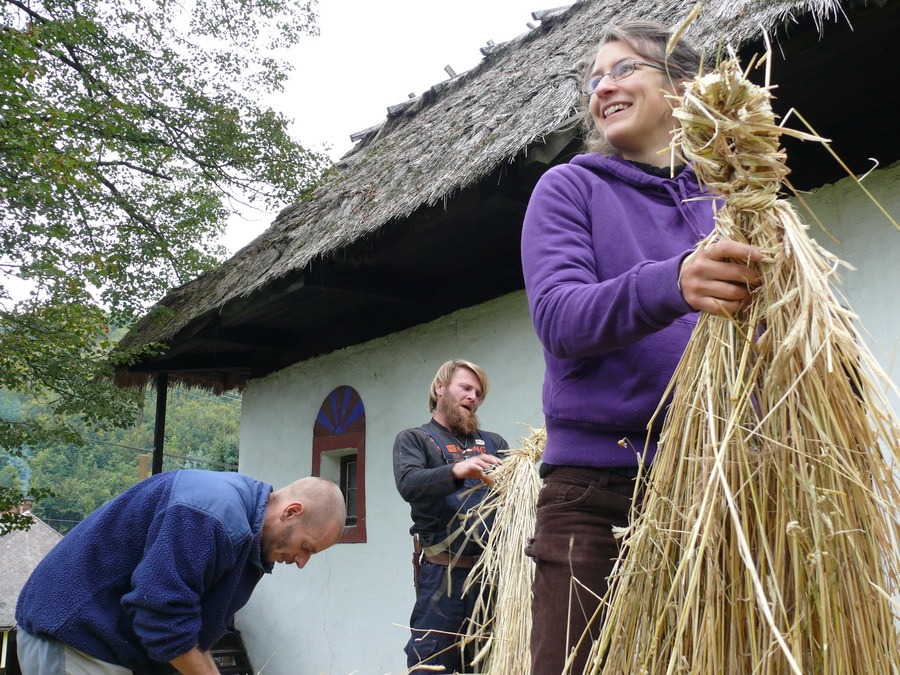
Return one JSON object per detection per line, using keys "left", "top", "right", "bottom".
{"left": 582, "top": 60, "right": 667, "bottom": 95}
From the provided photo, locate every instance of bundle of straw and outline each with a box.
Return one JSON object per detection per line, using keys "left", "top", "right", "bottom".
{"left": 587, "top": 57, "right": 900, "bottom": 674}
{"left": 460, "top": 427, "right": 544, "bottom": 674}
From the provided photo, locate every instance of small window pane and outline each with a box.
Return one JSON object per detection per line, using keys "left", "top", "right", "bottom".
{"left": 341, "top": 456, "right": 358, "bottom": 527}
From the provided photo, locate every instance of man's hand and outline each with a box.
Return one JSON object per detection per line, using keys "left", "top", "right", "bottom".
{"left": 451, "top": 455, "right": 503, "bottom": 485}
{"left": 679, "top": 239, "right": 762, "bottom": 315}
{"left": 170, "top": 647, "right": 220, "bottom": 675}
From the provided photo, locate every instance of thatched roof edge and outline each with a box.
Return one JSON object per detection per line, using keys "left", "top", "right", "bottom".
{"left": 117, "top": 0, "right": 844, "bottom": 358}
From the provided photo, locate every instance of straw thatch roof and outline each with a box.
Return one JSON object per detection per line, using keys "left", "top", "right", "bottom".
{"left": 0, "top": 514, "right": 62, "bottom": 630}
{"left": 116, "top": 0, "right": 899, "bottom": 392}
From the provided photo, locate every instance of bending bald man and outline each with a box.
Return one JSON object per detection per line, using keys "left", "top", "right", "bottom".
{"left": 16, "top": 470, "right": 346, "bottom": 674}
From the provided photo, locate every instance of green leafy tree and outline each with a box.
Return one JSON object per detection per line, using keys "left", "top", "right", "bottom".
{"left": 0, "top": 457, "right": 23, "bottom": 492}
{"left": 161, "top": 390, "right": 240, "bottom": 469}
{"left": 29, "top": 435, "right": 139, "bottom": 532}
{"left": 1, "top": 0, "right": 329, "bottom": 529}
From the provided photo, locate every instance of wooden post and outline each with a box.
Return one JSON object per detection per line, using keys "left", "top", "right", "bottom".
{"left": 152, "top": 372, "right": 168, "bottom": 475}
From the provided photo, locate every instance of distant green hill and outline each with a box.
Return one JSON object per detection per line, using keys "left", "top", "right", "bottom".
{"left": 1, "top": 385, "right": 241, "bottom": 534}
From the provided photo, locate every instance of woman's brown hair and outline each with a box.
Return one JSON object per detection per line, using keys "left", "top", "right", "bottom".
{"left": 581, "top": 21, "right": 704, "bottom": 154}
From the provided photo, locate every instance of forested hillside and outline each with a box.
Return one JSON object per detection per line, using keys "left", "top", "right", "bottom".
{"left": 0, "top": 386, "right": 240, "bottom": 533}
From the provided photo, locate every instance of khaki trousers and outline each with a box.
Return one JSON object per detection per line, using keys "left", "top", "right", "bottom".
{"left": 16, "top": 629, "right": 132, "bottom": 675}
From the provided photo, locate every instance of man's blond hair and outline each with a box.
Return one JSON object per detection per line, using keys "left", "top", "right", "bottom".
{"left": 428, "top": 359, "right": 490, "bottom": 412}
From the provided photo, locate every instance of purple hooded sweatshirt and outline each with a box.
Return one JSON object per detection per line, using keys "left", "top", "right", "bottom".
{"left": 521, "top": 153, "right": 715, "bottom": 468}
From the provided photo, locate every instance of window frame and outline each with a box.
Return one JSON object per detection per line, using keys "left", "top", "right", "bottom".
{"left": 312, "top": 386, "right": 366, "bottom": 544}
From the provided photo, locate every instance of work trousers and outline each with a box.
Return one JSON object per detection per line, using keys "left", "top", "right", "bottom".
{"left": 16, "top": 629, "right": 132, "bottom": 675}
{"left": 406, "top": 559, "right": 479, "bottom": 673}
{"left": 525, "top": 466, "right": 638, "bottom": 675}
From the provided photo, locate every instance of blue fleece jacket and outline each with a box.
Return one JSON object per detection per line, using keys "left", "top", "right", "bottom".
{"left": 16, "top": 470, "right": 273, "bottom": 671}
{"left": 521, "top": 154, "right": 715, "bottom": 467}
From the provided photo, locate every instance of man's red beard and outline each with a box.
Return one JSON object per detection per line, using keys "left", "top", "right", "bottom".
{"left": 445, "top": 404, "right": 480, "bottom": 437}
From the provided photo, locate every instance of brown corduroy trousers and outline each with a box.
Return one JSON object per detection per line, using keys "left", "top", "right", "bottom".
{"left": 526, "top": 466, "right": 639, "bottom": 675}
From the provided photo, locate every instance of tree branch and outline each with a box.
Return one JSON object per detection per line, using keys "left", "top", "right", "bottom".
{"left": 96, "top": 160, "right": 171, "bottom": 181}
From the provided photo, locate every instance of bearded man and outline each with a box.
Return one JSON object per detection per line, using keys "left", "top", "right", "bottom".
{"left": 392, "top": 359, "right": 507, "bottom": 673}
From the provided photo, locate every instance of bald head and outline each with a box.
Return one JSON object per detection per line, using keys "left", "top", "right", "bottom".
{"left": 272, "top": 476, "right": 347, "bottom": 527}
{"left": 262, "top": 477, "right": 346, "bottom": 567}
{"left": 279, "top": 476, "right": 347, "bottom": 530}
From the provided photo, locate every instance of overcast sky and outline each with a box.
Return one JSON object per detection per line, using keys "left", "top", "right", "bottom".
{"left": 224, "top": 0, "right": 553, "bottom": 252}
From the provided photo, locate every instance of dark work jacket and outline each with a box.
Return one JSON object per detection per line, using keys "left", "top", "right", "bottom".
{"left": 393, "top": 418, "right": 507, "bottom": 554}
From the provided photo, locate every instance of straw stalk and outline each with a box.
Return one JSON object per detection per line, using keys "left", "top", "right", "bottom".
{"left": 460, "top": 427, "right": 545, "bottom": 674}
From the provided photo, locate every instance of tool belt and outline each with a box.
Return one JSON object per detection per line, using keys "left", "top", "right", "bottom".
{"left": 422, "top": 550, "right": 479, "bottom": 569}
{"left": 412, "top": 535, "right": 479, "bottom": 589}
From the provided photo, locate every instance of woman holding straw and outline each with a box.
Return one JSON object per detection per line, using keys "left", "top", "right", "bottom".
{"left": 520, "top": 21, "right": 761, "bottom": 674}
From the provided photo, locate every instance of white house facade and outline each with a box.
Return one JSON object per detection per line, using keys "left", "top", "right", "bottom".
{"left": 112, "top": 2, "right": 899, "bottom": 671}
{"left": 235, "top": 291, "right": 544, "bottom": 674}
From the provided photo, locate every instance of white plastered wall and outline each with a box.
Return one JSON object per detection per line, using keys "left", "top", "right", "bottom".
{"left": 234, "top": 291, "right": 545, "bottom": 674}
{"left": 799, "top": 161, "right": 899, "bottom": 409}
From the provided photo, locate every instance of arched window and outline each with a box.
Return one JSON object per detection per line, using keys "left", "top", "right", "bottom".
{"left": 312, "top": 385, "right": 366, "bottom": 543}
